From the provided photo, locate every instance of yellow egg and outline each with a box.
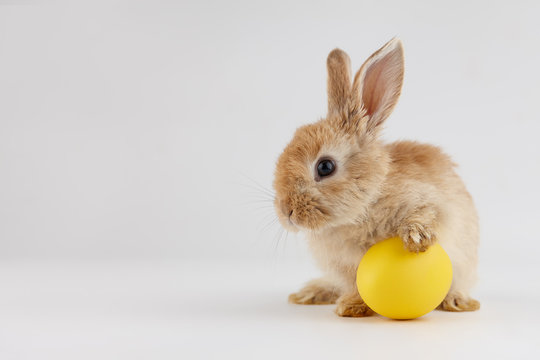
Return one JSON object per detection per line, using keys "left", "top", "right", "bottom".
{"left": 356, "top": 237, "right": 453, "bottom": 319}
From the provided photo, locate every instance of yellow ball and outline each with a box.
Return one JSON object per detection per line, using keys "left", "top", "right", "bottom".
{"left": 356, "top": 237, "right": 453, "bottom": 319}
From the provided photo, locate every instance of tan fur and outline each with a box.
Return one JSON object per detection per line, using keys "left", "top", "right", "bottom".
{"left": 335, "top": 292, "right": 374, "bottom": 317}
{"left": 273, "top": 39, "right": 480, "bottom": 317}
{"left": 288, "top": 278, "right": 340, "bottom": 305}
{"left": 437, "top": 293, "right": 481, "bottom": 312}
{"left": 327, "top": 49, "right": 352, "bottom": 114}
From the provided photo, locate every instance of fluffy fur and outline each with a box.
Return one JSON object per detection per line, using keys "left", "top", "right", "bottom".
{"left": 273, "top": 38, "right": 480, "bottom": 317}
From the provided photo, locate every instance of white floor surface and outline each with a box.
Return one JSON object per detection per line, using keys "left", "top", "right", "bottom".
{"left": 0, "top": 259, "right": 539, "bottom": 359}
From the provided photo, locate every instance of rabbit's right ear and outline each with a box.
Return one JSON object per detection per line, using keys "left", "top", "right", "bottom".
{"left": 327, "top": 48, "right": 352, "bottom": 115}
{"left": 352, "top": 38, "right": 404, "bottom": 133}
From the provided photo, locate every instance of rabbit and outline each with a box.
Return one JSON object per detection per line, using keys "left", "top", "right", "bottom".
{"left": 273, "top": 38, "right": 480, "bottom": 317}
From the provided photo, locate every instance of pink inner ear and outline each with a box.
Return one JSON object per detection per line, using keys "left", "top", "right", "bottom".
{"left": 362, "top": 56, "right": 394, "bottom": 118}
{"left": 354, "top": 40, "right": 404, "bottom": 132}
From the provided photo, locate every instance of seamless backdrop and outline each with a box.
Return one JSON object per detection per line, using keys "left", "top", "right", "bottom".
{"left": 1, "top": 0, "right": 539, "bottom": 359}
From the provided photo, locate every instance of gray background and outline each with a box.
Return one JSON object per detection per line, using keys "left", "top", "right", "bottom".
{"left": 1, "top": 0, "right": 539, "bottom": 358}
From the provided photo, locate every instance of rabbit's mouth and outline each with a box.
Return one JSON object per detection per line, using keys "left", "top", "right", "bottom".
{"left": 277, "top": 209, "right": 300, "bottom": 233}
{"left": 284, "top": 207, "right": 330, "bottom": 232}
{"left": 287, "top": 213, "right": 299, "bottom": 229}
{"left": 274, "top": 192, "right": 331, "bottom": 231}
{"left": 274, "top": 201, "right": 300, "bottom": 232}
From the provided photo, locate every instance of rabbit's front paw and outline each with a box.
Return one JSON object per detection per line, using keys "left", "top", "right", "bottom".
{"left": 400, "top": 223, "right": 436, "bottom": 253}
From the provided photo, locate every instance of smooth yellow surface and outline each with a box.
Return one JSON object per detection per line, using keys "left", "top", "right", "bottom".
{"left": 356, "top": 237, "right": 453, "bottom": 320}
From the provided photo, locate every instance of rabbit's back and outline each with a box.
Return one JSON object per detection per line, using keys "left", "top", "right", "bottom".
{"left": 386, "top": 140, "right": 457, "bottom": 184}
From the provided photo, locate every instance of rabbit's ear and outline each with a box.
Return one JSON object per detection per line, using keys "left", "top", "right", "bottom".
{"left": 352, "top": 38, "right": 404, "bottom": 133}
{"left": 327, "top": 48, "right": 352, "bottom": 115}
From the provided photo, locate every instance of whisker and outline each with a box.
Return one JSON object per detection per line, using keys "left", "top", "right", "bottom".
{"left": 236, "top": 172, "right": 275, "bottom": 198}
{"left": 259, "top": 214, "right": 279, "bottom": 233}
{"left": 272, "top": 226, "right": 285, "bottom": 256}
{"left": 234, "top": 172, "right": 293, "bottom": 261}
{"left": 249, "top": 206, "right": 276, "bottom": 214}
{"left": 238, "top": 184, "right": 275, "bottom": 199}
{"left": 239, "top": 200, "right": 274, "bottom": 207}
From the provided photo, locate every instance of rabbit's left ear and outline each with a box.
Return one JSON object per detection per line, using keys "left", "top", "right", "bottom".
{"left": 327, "top": 48, "right": 352, "bottom": 115}
{"left": 352, "top": 38, "right": 404, "bottom": 133}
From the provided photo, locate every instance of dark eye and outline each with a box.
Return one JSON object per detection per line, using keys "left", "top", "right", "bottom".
{"left": 316, "top": 158, "right": 336, "bottom": 179}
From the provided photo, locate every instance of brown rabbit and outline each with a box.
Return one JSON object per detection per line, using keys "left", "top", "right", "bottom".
{"left": 273, "top": 38, "right": 480, "bottom": 317}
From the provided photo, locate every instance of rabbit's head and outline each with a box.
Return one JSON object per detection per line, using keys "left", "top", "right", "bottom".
{"left": 273, "top": 39, "right": 404, "bottom": 232}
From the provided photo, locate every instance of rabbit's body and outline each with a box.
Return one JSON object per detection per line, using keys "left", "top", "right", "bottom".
{"left": 274, "top": 39, "right": 479, "bottom": 316}
{"left": 305, "top": 141, "right": 479, "bottom": 313}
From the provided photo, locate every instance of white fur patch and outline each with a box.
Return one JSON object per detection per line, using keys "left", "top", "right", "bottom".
{"left": 410, "top": 231, "right": 421, "bottom": 244}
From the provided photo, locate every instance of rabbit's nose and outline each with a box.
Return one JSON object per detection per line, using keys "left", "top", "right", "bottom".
{"left": 279, "top": 200, "right": 293, "bottom": 218}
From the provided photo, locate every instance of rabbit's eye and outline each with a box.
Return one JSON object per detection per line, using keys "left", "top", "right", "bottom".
{"left": 316, "top": 158, "right": 336, "bottom": 180}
